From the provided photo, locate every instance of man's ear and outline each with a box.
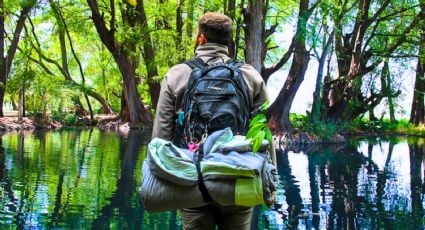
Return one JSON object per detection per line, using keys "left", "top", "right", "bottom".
{"left": 198, "top": 34, "right": 207, "bottom": 45}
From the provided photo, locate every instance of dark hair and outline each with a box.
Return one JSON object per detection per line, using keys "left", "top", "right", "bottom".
{"left": 198, "top": 12, "right": 233, "bottom": 45}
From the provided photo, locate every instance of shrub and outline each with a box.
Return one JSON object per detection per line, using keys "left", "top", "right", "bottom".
{"left": 64, "top": 114, "right": 76, "bottom": 126}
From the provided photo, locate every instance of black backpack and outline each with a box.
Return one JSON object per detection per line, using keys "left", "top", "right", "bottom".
{"left": 175, "top": 57, "right": 251, "bottom": 148}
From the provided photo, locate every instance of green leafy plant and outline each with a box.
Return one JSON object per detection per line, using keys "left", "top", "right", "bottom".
{"left": 246, "top": 102, "right": 272, "bottom": 153}
{"left": 64, "top": 114, "right": 77, "bottom": 126}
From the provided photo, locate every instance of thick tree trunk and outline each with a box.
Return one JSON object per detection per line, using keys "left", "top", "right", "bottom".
{"left": 410, "top": 6, "right": 425, "bottom": 125}
{"left": 266, "top": 0, "right": 310, "bottom": 133}
{"left": 116, "top": 56, "right": 153, "bottom": 127}
{"left": 243, "top": 0, "right": 264, "bottom": 72}
{"left": 410, "top": 51, "right": 425, "bottom": 125}
{"left": 87, "top": 0, "right": 153, "bottom": 128}
{"left": 328, "top": 0, "right": 416, "bottom": 121}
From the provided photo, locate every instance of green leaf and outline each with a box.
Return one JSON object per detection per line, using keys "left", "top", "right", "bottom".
{"left": 246, "top": 123, "right": 265, "bottom": 139}
{"left": 252, "top": 131, "right": 265, "bottom": 153}
{"left": 260, "top": 100, "right": 270, "bottom": 111}
{"left": 249, "top": 113, "right": 267, "bottom": 127}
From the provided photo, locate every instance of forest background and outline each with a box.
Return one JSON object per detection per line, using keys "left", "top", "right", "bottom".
{"left": 1, "top": 0, "right": 425, "bottom": 141}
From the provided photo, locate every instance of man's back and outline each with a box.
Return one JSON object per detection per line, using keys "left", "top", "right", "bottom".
{"left": 152, "top": 43, "right": 268, "bottom": 141}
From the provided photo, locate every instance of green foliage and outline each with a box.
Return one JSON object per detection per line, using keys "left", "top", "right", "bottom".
{"left": 246, "top": 102, "right": 272, "bottom": 153}
{"left": 64, "top": 114, "right": 77, "bottom": 126}
{"left": 19, "top": 0, "right": 36, "bottom": 8}
{"left": 344, "top": 118, "right": 411, "bottom": 134}
{"left": 50, "top": 111, "right": 65, "bottom": 123}
{"left": 292, "top": 113, "right": 425, "bottom": 139}
{"left": 290, "top": 114, "right": 339, "bottom": 141}
{"left": 0, "top": 0, "right": 422, "bottom": 128}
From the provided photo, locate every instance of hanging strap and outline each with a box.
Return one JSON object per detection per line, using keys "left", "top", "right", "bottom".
{"left": 194, "top": 144, "right": 212, "bottom": 202}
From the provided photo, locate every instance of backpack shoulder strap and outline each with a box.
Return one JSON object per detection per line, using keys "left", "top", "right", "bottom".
{"left": 185, "top": 58, "right": 206, "bottom": 69}
{"left": 225, "top": 59, "right": 244, "bottom": 68}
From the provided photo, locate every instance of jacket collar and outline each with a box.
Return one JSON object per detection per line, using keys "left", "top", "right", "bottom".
{"left": 195, "top": 43, "right": 229, "bottom": 58}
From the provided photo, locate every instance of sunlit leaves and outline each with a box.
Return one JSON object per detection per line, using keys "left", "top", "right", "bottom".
{"left": 127, "top": 0, "right": 137, "bottom": 7}
{"left": 246, "top": 101, "right": 272, "bottom": 153}
{"left": 19, "top": 0, "right": 36, "bottom": 8}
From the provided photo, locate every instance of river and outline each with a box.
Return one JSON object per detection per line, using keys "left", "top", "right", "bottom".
{"left": 0, "top": 129, "right": 423, "bottom": 229}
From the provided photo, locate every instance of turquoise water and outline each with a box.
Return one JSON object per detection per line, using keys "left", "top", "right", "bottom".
{"left": 0, "top": 129, "right": 423, "bottom": 229}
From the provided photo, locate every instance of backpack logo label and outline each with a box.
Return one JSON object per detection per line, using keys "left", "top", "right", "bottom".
{"left": 207, "top": 86, "right": 223, "bottom": 91}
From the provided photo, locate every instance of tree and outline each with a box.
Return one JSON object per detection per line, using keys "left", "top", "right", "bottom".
{"left": 22, "top": 7, "right": 114, "bottom": 116}
{"left": 86, "top": 0, "right": 153, "bottom": 128}
{"left": 326, "top": 0, "right": 420, "bottom": 121}
{"left": 267, "top": 0, "right": 315, "bottom": 133}
{"left": 309, "top": 2, "right": 337, "bottom": 123}
{"left": 0, "top": 0, "right": 35, "bottom": 116}
{"left": 410, "top": 2, "right": 425, "bottom": 125}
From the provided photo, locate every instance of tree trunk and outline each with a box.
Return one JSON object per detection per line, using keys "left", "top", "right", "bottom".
{"left": 26, "top": 14, "right": 114, "bottom": 116}
{"left": 55, "top": 1, "right": 95, "bottom": 122}
{"left": 266, "top": 0, "right": 310, "bottom": 133}
{"left": 312, "top": 31, "right": 334, "bottom": 123}
{"left": 137, "top": 1, "right": 161, "bottom": 110}
{"left": 410, "top": 53, "right": 425, "bottom": 125}
{"left": 186, "top": 0, "right": 194, "bottom": 38}
{"left": 176, "top": 0, "right": 184, "bottom": 61}
{"left": 410, "top": 6, "right": 425, "bottom": 125}
{"left": 328, "top": 0, "right": 417, "bottom": 121}
{"left": 381, "top": 61, "right": 396, "bottom": 122}
{"left": 225, "top": 0, "right": 236, "bottom": 57}
{"left": 50, "top": 0, "right": 91, "bottom": 118}
{"left": 18, "top": 87, "right": 24, "bottom": 121}
{"left": 0, "top": 0, "right": 4, "bottom": 116}
{"left": 116, "top": 53, "right": 153, "bottom": 128}
{"left": 243, "top": 0, "right": 264, "bottom": 72}
{"left": 87, "top": 0, "right": 153, "bottom": 128}
{"left": 0, "top": 4, "right": 33, "bottom": 117}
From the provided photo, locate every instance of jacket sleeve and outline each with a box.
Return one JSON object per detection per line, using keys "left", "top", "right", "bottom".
{"left": 253, "top": 78, "right": 269, "bottom": 111}
{"left": 152, "top": 76, "right": 176, "bottom": 141}
{"left": 239, "top": 64, "right": 269, "bottom": 113}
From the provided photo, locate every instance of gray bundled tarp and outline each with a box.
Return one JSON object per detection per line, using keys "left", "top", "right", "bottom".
{"left": 139, "top": 128, "right": 278, "bottom": 212}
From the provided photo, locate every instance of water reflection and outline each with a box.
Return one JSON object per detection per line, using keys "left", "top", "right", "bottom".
{"left": 260, "top": 139, "right": 425, "bottom": 229}
{"left": 0, "top": 130, "right": 424, "bottom": 229}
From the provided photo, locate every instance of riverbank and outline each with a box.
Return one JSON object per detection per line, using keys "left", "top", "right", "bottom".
{"left": 1, "top": 114, "right": 423, "bottom": 145}
{"left": 0, "top": 116, "right": 62, "bottom": 131}
{"left": 0, "top": 114, "right": 130, "bottom": 134}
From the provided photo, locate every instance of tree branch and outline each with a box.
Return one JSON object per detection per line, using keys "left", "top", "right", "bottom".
{"left": 6, "top": 6, "right": 32, "bottom": 73}
{"left": 261, "top": 40, "right": 294, "bottom": 79}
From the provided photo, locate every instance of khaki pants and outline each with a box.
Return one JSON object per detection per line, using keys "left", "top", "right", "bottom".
{"left": 180, "top": 204, "right": 253, "bottom": 230}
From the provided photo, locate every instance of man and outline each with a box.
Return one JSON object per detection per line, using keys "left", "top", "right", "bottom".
{"left": 152, "top": 12, "right": 268, "bottom": 230}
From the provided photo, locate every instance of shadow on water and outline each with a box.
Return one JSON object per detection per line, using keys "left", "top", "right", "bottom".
{"left": 0, "top": 130, "right": 424, "bottom": 229}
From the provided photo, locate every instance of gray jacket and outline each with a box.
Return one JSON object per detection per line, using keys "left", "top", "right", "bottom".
{"left": 152, "top": 43, "right": 268, "bottom": 141}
